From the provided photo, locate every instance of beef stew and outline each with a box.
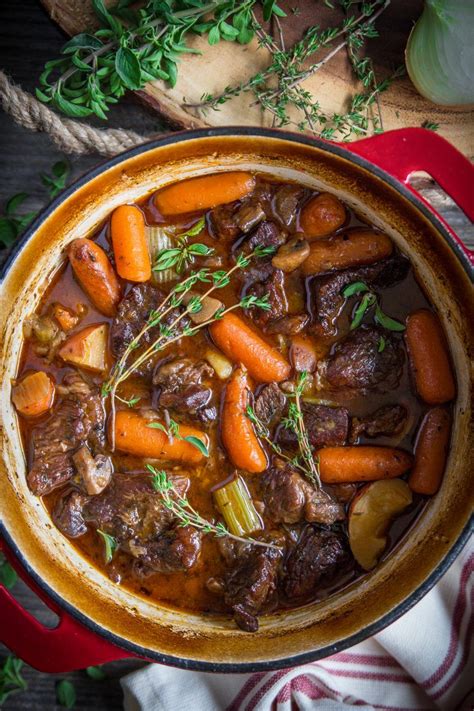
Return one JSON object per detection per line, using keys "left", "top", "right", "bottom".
{"left": 13, "top": 172, "right": 456, "bottom": 632}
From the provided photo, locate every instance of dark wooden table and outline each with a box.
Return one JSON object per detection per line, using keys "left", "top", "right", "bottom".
{"left": 0, "top": 2, "right": 472, "bottom": 709}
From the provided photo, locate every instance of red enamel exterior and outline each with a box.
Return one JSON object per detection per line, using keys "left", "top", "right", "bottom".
{"left": 0, "top": 128, "right": 472, "bottom": 672}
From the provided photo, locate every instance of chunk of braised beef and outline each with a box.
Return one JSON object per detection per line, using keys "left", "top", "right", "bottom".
{"left": 244, "top": 268, "right": 288, "bottom": 330}
{"left": 262, "top": 461, "right": 345, "bottom": 525}
{"left": 153, "top": 357, "right": 216, "bottom": 422}
{"left": 266, "top": 314, "right": 309, "bottom": 336}
{"left": 224, "top": 546, "right": 282, "bottom": 632}
{"left": 325, "top": 326, "right": 404, "bottom": 392}
{"left": 209, "top": 202, "right": 240, "bottom": 240}
{"left": 278, "top": 404, "right": 349, "bottom": 449}
{"left": 27, "top": 373, "right": 105, "bottom": 496}
{"left": 234, "top": 202, "right": 266, "bottom": 233}
{"left": 52, "top": 489, "right": 88, "bottom": 538}
{"left": 111, "top": 284, "right": 186, "bottom": 376}
{"left": 254, "top": 382, "right": 286, "bottom": 425}
{"left": 82, "top": 472, "right": 185, "bottom": 540}
{"left": 324, "top": 483, "right": 358, "bottom": 504}
{"left": 82, "top": 472, "right": 200, "bottom": 573}
{"left": 132, "top": 526, "right": 202, "bottom": 575}
{"left": 283, "top": 527, "right": 350, "bottom": 600}
{"left": 272, "top": 184, "right": 305, "bottom": 229}
{"left": 312, "top": 254, "right": 410, "bottom": 336}
{"left": 242, "top": 261, "right": 274, "bottom": 288}
{"left": 246, "top": 221, "right": 286, "bottom": 253}
{"left": 350, "top": 404, "right": 408, "bottom": 443}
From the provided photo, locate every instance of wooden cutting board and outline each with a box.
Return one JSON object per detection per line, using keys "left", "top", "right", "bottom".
{"left": 41, "top": 0, "right": 474, "bottom": 158}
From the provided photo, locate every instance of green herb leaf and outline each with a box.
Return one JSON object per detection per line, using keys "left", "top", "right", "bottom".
{"left": 0, "top": 655, "right": 28, "bottom": 705}
{"left": 377, "top": 335, "right": 386, "bottom": 352}
{"left": 343, "top": 281, "right": 369, "bottom": 298}
{"left": 182, "top": 435, "right": 209, "bottom": 457}
{"left": 208, "top": 25, "right": 221, "bottom": 45}
{"left": 350, "top": 292, "right": 376, "bottom": 330}
{"left": 115, "top": 47, "right": 142, "bottom": 90}
{"left": 97, "top": 530, "right": 118, "bottom": 564}
{"left": 181, "top": 217, "right": 206, "bottom": 238}
{"left": 85, "top": 665, "right": 106, "bottom": 681}
{"left": 0, "top": 553, "right": 18, "bottom": 589}
{"left": 0, "top": 218, "right": 18, "bottom": 247}
{"left": 5, "top": 193, "right": 28, "bottom": 216}
{"left": 56, "top": 679, "right": 76, "bottom": 709}
{"left": 187, "top": 243, "right": 213, "bottom": 256}
{"left": 375, "top": 306, "right": 406, "bottom": 332}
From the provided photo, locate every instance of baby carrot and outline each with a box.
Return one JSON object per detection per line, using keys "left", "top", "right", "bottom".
{"left": 300, "top": 192, "right": 346, "bottom": 239}
{"left": 154, "top": 172, "right": 255, "bottom": 215}
{"left": 69, "top": 238, "right": 121, "bottom": 317}
{"left": 301, "top": 229, "right": 393, "bottom": 276}
{"left": 221, "top": 367, "right": 267, "bottom": 473}
{"left": 409, "top": 407, "right": 451, "bottom": 495}
{"left": 113, "top": 410, "right": 208, "bottom": 464}
{"left": 111, "top": 205, "right": 151, "bottom": 282}
{"left": 209, "top": 312, "right": 291, "bottom": 383}
{"left": 318, "top": 446, "right": 413, "bottom": 483}
{"left": 405, "top": 309, "right": 455, "bottom": 405}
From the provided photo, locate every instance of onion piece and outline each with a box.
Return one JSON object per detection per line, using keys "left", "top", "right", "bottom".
{"left": 147, "top": 226, "right": 177, "bottom": 284}
{"left": 405, "top": 0, "right": 474, "bottom": 106}
{"left": 12, "top": 371, "right": 55, "bottom": 417}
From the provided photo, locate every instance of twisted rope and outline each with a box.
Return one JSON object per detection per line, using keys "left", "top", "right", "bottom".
{"left": 0, "top": 70, "right": 149, "bottom": 156}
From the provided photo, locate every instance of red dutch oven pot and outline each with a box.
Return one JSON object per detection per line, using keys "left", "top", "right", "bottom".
{"left": 0, "top": 127, "right": 473, "bottom": 673}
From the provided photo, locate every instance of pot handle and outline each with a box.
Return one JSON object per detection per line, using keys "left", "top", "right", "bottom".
{"left": 0, "top": 537, "right": 133, "bottom": 672}
{"left": 347, "top": 128, "right": 474, "bottom": 265}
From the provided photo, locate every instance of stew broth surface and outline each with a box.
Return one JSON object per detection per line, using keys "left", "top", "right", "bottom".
{"left": 15, "top": 173, "right": 454, "bottom": 629}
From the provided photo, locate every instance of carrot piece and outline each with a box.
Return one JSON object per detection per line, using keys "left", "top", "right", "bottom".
{"left": 113, "top": 410, "right": 208, "bottom": 464}
{"left": 154, "top": 172, "right": 255, "bottom": 215}
{"left": 300, "top": 192, "right": 346, "bottom": 239}
{"left": 69, "top": 238, "right": 121, "bottom": 317}
{"left": 110, "top": 205, "right": 151, "bottom": 282}
{"left": 221, "top": 367, "right": 267, "bottom": 473}
{"left": 209, "top": 312, "right": 290, "bottom": 383}
{"left": 405, "top": 309, "right": 455, "bottom": 405}
{"left": 301, "top": 228, "right": 393, "bottom": 276}
{"left": 318, "top": 446, "right": 413, "bottom": 483}
{"left": 409, "top": 407, "right": 451, "bottom": 495}
{"left": 51, "top": 303, "right": 78, "bottom": 331}
{"left": 12, "top": 371, "right": 55, "bottom": 417}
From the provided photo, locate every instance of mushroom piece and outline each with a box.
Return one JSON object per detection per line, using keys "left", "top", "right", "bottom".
{"left": 72, "top": 446, "right": 113, "bottom": 496}
{"left": 348, "top": 479, "right": 412, "bottom": 570}
{"left": 182, "top": 291, "right": 223, "bottom": 324}
{"left": 272, "top": 236, "right": 310, "bottom": 272}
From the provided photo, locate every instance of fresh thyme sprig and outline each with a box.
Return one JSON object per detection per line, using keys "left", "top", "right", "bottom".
{"left": 246, "top": 405, "right": 305, "bottom": 473}
{"left": 36, "top": 0, "right": 285, "bottom": 119}
{"left": 281, "top": 371, "right": 322, "bottom": 487}
{"left": 104, "top": 245, "right": 274, "bottom": 449}
{"left": 343, "top": 281, "right": 405, "bottom": 331}
{"left": 147, "top": 465, "right": 281, "bottom": 550}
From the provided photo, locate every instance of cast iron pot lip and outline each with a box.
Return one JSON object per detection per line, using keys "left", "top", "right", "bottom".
{"left": 0, "top": 127, "right": 473, "bottom": 673}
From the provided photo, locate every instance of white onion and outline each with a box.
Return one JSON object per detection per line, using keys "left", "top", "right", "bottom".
{"left": 405, "top": 0, "right": 474, "bottom": 106}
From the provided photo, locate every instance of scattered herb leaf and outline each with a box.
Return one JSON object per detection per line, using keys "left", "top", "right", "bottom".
{"left": 97, "top": 530, "right": 118, "bottom": 563}
{"left": 56, "top": 679, "right": 76, "bottom": 709}
{"left": 375, "top": 305, "right": 406, "bottom": 331}
{"left": 0, "top": 655, "right": 28, "bottom": 705}
{"left": 86, "top": 665, "right": 107, "bottom": 681}
{"left": 343, "top": 281, "right": 369, "bottom": 298}
{"left": 350, "top": 292, "right": 376, "bottom": 329}
{"left": 0, "top": 553, "right": 18, "bottom": 590}
{"left": 377, "top": 334, "right": 386, "bottom": 352}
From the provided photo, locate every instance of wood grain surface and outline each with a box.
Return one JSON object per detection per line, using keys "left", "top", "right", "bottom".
{"left": 40, "top": 0, "right": 474, "bottom": 157}
{"left": 0, "top": 1, "right": 472, "bottom": 709}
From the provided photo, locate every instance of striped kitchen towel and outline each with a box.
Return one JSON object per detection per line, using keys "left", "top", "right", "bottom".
{"left": 121, "top": 540, "right": 473, "bottom": 711}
